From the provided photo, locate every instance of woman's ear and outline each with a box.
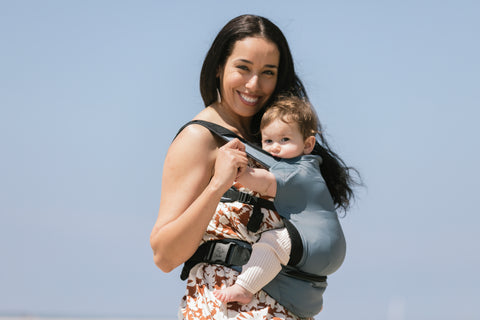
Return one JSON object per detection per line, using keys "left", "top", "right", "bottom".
{"left": 216, "top": 68, "right": 224, "bottom": 103}
{"left": 216, "top": 65, "right": 223, "bottom": 78}
{"left": 303, "top": 136, "right": 316, "bottom": 155}
{"left": 216, "top": 67, "right": 224, "bottom": 91}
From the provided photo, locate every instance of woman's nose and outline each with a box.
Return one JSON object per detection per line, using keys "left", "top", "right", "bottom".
{"left": 245, "top": 74, "right": 259, "bottom": 90}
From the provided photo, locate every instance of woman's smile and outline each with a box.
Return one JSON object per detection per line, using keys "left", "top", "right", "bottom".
{"left": 238, "top": 91, "right": 260, "bottom": 106}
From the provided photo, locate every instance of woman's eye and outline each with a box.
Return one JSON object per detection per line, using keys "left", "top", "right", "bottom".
{"left": 263, "top": 70, "right": 275, "bottom": 76}
{"left": 237, "top": 65, "right": 249, "bottom": 71}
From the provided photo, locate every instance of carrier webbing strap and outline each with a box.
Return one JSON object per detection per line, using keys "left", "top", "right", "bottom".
{"left": 284, "top": 268, "right": 327, "bottom": 283}
{"left": 177, "top": 120, "right": 278, "bottom": 169}
{"left": 221, "top": 187, "right": 276, "bottom": 232}
{"left": 180, "top": 239, "right": 252, "bottom": 280}
{"left": 282, "top": 218, "right": 303, "bottom": 267}
{"left": 180, "top": 238, "right": 327, "bottom": 283}
{"left": 177, "top": 120, "right": 279, "bottom": 232}
{"left": 222, "top": 187, "right": 303, "bottom": 265}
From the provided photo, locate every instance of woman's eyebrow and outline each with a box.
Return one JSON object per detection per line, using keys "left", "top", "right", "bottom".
{"left": 237, "top": 59, "right": 278, "bottom": 69}
{"left": 265, "top": 64, "right": 278, "bottom": 69}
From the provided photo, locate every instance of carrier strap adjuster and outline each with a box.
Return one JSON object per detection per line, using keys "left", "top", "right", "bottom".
{"left": 221, "top": 187, "right": 276, "bottom": 233}
{"left": 180, "top": 239, "right": 252, "bottom": 280}
{"left": 207, "top": 241, "right": 233, "bottom": 264}
{"left": 221, "top": 187, "right": 257, "bottom": 205}
{"left": 238, "top": 191, "right": 257, "bottom": 204}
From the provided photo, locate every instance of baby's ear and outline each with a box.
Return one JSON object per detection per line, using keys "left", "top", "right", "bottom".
{"left": 303, "top": 136, "right": 316, "bottom": 155}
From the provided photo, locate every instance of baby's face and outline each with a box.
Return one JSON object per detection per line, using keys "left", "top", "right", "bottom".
{"left": 261, "top": 119, "right": 307, "bottom": 159}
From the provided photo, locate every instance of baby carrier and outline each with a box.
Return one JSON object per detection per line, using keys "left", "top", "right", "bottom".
{"left": 178, "top": 120, "right": 346, "bottom": 318}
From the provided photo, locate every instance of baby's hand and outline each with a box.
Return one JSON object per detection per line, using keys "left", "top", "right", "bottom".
{"left": 236, "top": 166, "right": 253, "bottom": 179}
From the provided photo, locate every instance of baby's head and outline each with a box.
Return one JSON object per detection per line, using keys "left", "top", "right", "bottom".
{"left": 260, "top": 95, "right": 318, "bottom": 159}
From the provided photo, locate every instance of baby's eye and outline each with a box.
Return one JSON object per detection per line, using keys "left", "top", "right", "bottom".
{"left": 263, "top": 139, "right": 273, "bottom": 144}
{"left": 281, "top": 137, "right": 290, "bottom": 142}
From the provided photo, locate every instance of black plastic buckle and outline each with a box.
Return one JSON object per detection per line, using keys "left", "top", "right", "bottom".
{"left": 238, "top": 191, "right": 256, "bottom": 204}
{"left": 228, "top": 243, "right": 252, "bottom": 266}
{"left": 208, "top": 241, "right": 234, "bottom": 265}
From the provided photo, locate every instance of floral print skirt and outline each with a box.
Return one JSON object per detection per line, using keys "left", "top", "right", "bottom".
{"left": 178, "top": 183, "right": 306, "bottom": 320}
{"left": 179, "top": 263, "right": 303, "bottom": 320}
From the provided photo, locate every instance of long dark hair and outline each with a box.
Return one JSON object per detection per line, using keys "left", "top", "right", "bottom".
{"left": 263, "top": 94, "right": 360, "bottom": 211}
{"left": 200, "top": 14, "right": 307, "bottom": 134}
{"left": 200, "top": 15, "right": 359, "bottom": 211}
{"left": 313, "top": 132, "right": 360, "bottom": 212}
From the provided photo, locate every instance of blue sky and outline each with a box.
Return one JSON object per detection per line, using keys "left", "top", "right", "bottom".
{"left": 1, "top": 1, "right": 479, "bottom": 319}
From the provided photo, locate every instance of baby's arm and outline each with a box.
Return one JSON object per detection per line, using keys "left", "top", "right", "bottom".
{"left": 236, "top": 167, "right": 277, "bottom": 197}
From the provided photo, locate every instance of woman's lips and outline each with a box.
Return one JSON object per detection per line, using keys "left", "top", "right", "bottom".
{"left": 238, "top": 92, "right": 260, "bottom": 105}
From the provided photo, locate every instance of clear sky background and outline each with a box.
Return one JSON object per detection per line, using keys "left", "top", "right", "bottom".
{"left": 1, "top": 1, "right": 479, "bottom": 320}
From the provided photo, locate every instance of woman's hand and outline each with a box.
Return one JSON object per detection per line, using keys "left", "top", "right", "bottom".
{"left": 211, "top": 138, "right": 248, "bottom": 192}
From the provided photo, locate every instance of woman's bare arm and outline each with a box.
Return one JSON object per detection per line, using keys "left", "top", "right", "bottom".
{"left": 150, "top": 125, "right": 248, "bottom": 272}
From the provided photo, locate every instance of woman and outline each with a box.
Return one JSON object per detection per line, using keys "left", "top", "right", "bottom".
{"left": 150, "top": 14, "right": 353, "bottom": 319}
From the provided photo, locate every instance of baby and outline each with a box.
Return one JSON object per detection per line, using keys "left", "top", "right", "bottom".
{"left": 213, "top": 95, "right": 320, "bottom": 304}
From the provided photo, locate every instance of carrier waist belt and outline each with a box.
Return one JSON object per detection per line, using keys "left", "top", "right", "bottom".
{"left": 180, "top": 239, "right": 252, "bottom": 280}
{"left": 180, "top": 239, "right": 327, "bottom": 283}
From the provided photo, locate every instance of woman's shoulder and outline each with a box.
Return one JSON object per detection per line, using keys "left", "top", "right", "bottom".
{"left": 163, "top": 121, "right": 219, "bottom": 182}
{"left": 169, "top": 112, "right": 230, "bottom": 165}
{"left": 172, "top": 121, "right": 220, "bottom": 156}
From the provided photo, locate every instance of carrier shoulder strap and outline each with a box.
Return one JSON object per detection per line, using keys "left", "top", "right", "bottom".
{"left": 176, "top": 120, "right": 278, "bottom": 233}
{"left": 176, "top": 120, "right": 304, "bottom": 267}
{"left": 221, "top": 186, "right": 276, "bottom": 232}
{"left": 176, "top": 120, "right": 278, "bottom": 169}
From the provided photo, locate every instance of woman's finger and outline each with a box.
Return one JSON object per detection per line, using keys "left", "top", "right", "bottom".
{"left": 222, "top": 138, "right": 245, "bottom": 152}
{"left": 236, "top": 162, "right": 247, "bottom": 178}
{"left": 212, "top": 141, "right": 249, "bottom": 189}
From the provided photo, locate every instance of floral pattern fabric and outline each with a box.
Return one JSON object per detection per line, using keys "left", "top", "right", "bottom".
{"left": 178, "top": 182, "right": 304, "bottom": 320}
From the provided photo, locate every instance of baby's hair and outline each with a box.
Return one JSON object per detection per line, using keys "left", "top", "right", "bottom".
{"left": 260, "top": 95, "right": 318, "bottom": 140}
{"left": 261, "top": 94, "right": 360, "bottom": 212}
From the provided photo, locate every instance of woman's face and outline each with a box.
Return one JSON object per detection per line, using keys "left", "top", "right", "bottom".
{"left": 218, "top": 37, "right": 280, "bottom": 118}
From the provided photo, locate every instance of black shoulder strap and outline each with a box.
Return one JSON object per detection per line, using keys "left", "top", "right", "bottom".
{"left": 177, "top": 120, "right": 307, "bottom": 268}
{"left": 177, "top": 120, "right": 278, "bottom": 169}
